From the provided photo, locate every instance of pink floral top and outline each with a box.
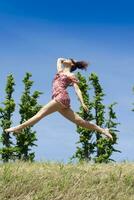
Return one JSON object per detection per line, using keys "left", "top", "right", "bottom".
{"left": 51, "top": 69, "right": 79, "bottom": 109}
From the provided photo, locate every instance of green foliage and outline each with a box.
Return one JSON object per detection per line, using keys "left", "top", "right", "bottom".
{"left": 69, "top": 72, "right": 95, "bottom": 162}
{"left": 0, "top": 72, "right": 43, "bottom": 163}
{"left": 89, "top": 73, "right": 120, "bottom": 163}
{"left": 0, "top": 74, "right": 16, "bottom": 162}
{"left": 15, "top": 72, "right": 43, "bottom": 162}
{"left": 69, "top": 72, "right": 120, "bottom": 164}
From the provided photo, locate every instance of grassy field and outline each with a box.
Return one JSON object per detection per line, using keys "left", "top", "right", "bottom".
{"left": 0, "top": 160, "right": 134, "bottom": 200}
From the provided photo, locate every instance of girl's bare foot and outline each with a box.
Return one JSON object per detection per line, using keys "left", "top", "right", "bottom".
{"left": 102, "top": 128, "right": 113, "bottom": 141}
{"left": 5, "top": 127, "right": 21, "bottom": 133}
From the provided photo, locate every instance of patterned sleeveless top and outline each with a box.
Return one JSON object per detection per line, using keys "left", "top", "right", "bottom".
{"left": 51, "top": 69, "right": 79, "bottom": 109}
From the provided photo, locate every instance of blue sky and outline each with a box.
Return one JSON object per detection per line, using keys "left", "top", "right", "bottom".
{"left": 0, "top": 0, "right": 134, "bottom": 163}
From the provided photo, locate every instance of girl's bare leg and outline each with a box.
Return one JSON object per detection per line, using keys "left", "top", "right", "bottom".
{"left": 5, "top": 99, "right": 61, "bottom": 133}
{"left": 58, "top": 107, "right": 113, "bottom": 140}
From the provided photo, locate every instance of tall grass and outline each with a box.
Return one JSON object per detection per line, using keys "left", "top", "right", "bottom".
{"left": 0, "top": 160, "right": 134, "bottom": 200}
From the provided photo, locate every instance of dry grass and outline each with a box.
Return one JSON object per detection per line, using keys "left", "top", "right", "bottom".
{"left": 0, "top": 160, "right": 134, "bottom": 200}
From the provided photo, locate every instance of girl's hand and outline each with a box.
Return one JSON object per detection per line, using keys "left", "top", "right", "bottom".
{"left": 82, "top": 103, "right": 89, "bottom": 112}
{"left": 58, "top": 58, "right": 65, "bottom": 63}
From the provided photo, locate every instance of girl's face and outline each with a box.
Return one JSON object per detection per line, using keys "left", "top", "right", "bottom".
{"left": 63, "top": 58, "right": 76, "bottom": 66}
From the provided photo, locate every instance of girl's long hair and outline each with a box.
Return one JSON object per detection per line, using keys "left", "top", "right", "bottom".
{"left": 69, "top": 58, "right": 89, "bottom": 72}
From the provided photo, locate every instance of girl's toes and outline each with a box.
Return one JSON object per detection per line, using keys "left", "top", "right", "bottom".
{"left": 5, "top": 127, "right": 19, "bottom": 133}
{"left": 5, "top": 128, "right": 12, "bottom": 133}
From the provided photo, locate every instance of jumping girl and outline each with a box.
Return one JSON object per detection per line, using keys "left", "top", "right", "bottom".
{"left": 5, "top": 57, "right": 113, "bottom": 140}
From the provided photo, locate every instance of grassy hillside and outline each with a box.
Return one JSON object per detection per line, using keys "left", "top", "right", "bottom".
{"left": 0, "top": 160, "right": 134, "bottom": 200}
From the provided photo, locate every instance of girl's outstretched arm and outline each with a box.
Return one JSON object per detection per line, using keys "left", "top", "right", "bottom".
{"left": 73, "top": 83, "right": 89, "bottom": 112}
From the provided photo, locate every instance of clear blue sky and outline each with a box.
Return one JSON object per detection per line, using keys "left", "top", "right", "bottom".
{"left": 0, "top": 0, "right": 134, "bottom": 163}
